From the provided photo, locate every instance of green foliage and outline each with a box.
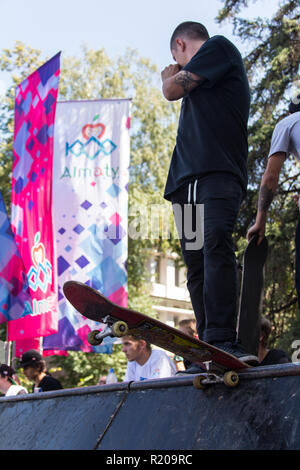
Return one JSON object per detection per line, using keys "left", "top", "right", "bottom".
{"left": 0, "top": 43, "right": 45, "bottom": 209}
{"left": 45, "top": 345, "right": 128, "bottom": 389}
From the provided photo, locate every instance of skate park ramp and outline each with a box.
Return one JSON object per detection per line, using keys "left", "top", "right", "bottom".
{"left": 1, "top": 363, "right": 300, "bottom": 450}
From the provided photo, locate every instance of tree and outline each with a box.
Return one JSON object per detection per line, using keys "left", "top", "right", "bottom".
{"left": 218, "top": 0, "right": 300, "bottom": 352}
{"left": 0, "top": 43, "right": 180, "bottom": 387}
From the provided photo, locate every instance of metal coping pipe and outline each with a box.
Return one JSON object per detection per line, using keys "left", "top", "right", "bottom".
{"left": 0, "top": 363, "right": 299, "bottom": 402}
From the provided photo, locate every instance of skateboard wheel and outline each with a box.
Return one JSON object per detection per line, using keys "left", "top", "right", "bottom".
{"left": 223, "top": 371, "right": 239, "bottom": 387}
{"left": 112, "top": 321, "right": 129, "bottom": 337}
{"left": 87, "top": 330, "right": 103, "bottom": 346}
{"left": 193, "top": 375, "right": 207, "bottom": 390}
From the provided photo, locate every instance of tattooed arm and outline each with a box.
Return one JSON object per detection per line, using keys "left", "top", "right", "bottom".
{"left": 247, "top": 152, "right": 286, "bottom": 245}
{"left": 161, "top": 65, "right": 205, "bottom": 101}
{"left": 258, "top": 185, "right": 275, "bottom": 213}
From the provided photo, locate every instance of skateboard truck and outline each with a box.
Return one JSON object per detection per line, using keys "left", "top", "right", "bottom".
{"left": 193, "top": 370, "right": 239, "bottom": 389}
{"left": 87, "top": 316, "right": 129, "bottom": 346}
{"left": 193, "top": 371, "right": 239, "bottom": 389}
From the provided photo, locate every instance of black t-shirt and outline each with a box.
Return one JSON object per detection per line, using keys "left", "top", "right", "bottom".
{"left": 32, "top": 374, "right": 63, "bottom": 393}
{"left": 164, "top": 35, "right": 250, "bottom": 200}
{"left": 260, "top": 349, "right": 291, "bottom": 366}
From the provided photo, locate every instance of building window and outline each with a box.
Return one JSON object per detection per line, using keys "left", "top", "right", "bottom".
{"left": 150, "top": 257, "right": 160, "bottom": 283}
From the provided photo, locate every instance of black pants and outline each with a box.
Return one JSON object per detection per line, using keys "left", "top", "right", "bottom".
{"left": 171, "top": 174, "right": 244, "bottom": 343}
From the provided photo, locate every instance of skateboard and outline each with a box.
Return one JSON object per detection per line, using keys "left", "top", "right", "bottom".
{"left": 63, "top": 281, "right": 251, "bottom": 389}
{"left": 237, "top": 235, "right": 268, "bottom": 356}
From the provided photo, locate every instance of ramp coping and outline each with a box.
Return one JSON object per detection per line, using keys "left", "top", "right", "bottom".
{"left": 0, "top": 363, "right": 299, "bottom": 403}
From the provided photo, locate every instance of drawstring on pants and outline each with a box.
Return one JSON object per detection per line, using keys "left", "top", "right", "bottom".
{"left": 188, "top": 180, "right": 198, "bottom": 204}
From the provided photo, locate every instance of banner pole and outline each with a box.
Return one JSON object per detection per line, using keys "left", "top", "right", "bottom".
{"left": 39, "top": 337, "right": 43, "bottom": 355}
{"left": 11, "top": 341, "right": 16, "bottom": 368}
{"left": 5, "top": 330, "right": 11, "bottom": 366}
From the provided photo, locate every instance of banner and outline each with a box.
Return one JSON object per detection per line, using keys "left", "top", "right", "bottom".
{"left": 43, "top": 99, "right": 130, "bottom": 353}
{"left": 0, "top": 193, "right": 32, "bottom": 324}
{"left": 8, "top": 53, "right": 61, "bottom": 342}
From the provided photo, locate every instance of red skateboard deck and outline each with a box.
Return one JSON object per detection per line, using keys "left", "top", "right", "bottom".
{"left": 63, "top": 281, "right": 249, "bottom": 372}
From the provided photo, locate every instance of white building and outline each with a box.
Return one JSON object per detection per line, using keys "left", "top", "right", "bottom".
{"left": 148, "top": 254, "right": 194, "bottom": 328}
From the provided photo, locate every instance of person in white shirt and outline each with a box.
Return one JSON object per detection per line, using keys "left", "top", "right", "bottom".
{"left": 0, "top": 364, "right": 28, "bottom": 397}
{"left": 247, "top": 96, "right": 300, "bottom": 304}
{"left": 122, "top": 336, "right": 176, "bottom": 382}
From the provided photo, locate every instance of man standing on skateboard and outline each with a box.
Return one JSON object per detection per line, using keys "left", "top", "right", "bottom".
{"left": 247, "top": 97, "right": 300, "bottom": 303}
{"left": 161, "top": 21, "right": 257, "bottom": 366}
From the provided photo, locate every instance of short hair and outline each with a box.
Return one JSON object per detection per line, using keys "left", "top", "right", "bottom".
{"left": 32, "top": 360, "right": 47, "bottom": 373}
{"left": 260, "top": 316, "right": 272, "bottom": 348}
{"left": 122, "top": 335, "right": 151, "bottom": 350}
{"left": 0, "top": 364, "right": 16, "bottom": 384}
{"left": 170, "top": 21, "right": 209, "bottom": 50}
{"left": 289, "top": 95, "right": 300, "bottom": 114}
{"left": 178, "top": 318, "right": 197, "bottom": 336}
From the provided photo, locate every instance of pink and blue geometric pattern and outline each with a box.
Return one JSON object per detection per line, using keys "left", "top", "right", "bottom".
{"left": 0, "top": 193, "right": 32, "bottom": 323}
{"left": 43, "top": 99, "right": 131, "bottom": 354}
{"left": 8, "top": 53, "right": 61, "bottom": 343}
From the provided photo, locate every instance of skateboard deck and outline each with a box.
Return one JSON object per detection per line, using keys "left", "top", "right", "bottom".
{"left": 63, "top": 280, "right": 249, "bottom": 374}
{"left": 237, "top": 235, "right": 268, "bottom": 356}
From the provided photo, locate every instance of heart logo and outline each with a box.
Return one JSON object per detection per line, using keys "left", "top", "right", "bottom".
{"left": 32, "top": 243, "right": 45, "bottom": 267}
{"left": 31, "top": 232, "right": 45, "bottom": 267}
{"left": 82, "top": 123, "right": 106, "bottom": 140}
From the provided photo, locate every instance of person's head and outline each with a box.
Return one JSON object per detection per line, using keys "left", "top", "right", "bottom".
{"left": 0, "top": 364, "right": 17, "bottom": 393}
{"left": 170, "top": 21, "right": 209, "bottom": 67}
{"left": 260, "top": 316, "right": 272, "bottom": 349}
{"left": 121, "top": 335, "right": 152, "bottom": 364}
{"left": 289, "top": 94, "right": 300, "bottom": 114}
{"left": 19, "top": 350, "right": 46, "bottom": 382}
{"left": 178, "top": 318, "right": 198, "bottom": 338}
{"left": 98, "top": 376, "right": 107, "bottom": 385}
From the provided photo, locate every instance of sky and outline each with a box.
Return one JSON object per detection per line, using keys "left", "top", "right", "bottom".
{"left": 0, "top": 0, "right": 281, "bottom": 95}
